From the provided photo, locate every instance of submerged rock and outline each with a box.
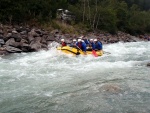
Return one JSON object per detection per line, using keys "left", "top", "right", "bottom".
{"left": 147, "top": 63, "right": 150, "bottom": 67}
{"left": 100, "top": 84, "right": 122, "bottom": 93}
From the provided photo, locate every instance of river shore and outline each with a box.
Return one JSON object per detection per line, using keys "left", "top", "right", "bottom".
{"left": 0, "top": 24, "right": 149, "bottom": 56}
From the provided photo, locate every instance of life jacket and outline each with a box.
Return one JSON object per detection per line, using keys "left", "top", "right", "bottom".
{"left": 77, "top": 42, "right": 82, "bottom": 49}
{"left": 62, "top": 42, "right": 67, "bottom": 47}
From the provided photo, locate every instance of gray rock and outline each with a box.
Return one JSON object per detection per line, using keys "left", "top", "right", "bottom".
{"left": 29, "top": 41, "right": 42, "bottom": 51}
{"left": 6, "top": 46, "right": 22, "bottom": 53}
{"left": 28, "top": 35, "right": 35, "bottom": 43}
{"left": 0, "top": 49, "right": 9, "bottom": 55}
{"left": 20, "top": 31, "right": 27, "bottom": 35}
{"left": 0, "top": 34, "right": 4, "bottom": 39}
{"left": 0, "top": 39, "right": 5, "bottom": 45}
{"left": 0, "top": 29, "right": 3, "bottom": 34}
{"left": 5, "top": 38, "right": 15, "bottom": 46}
{"left": 28, "top": 29, "right": 39, "bottom": 37}
{"left": 11, "top": 34, "right": 21, "bottom": 42}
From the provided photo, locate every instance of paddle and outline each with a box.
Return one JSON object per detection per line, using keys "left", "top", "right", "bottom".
{"left": 75, "top": 45, "right": 81, "bottom": 55}
{"left": 92, "top": 50, "right": 98, "bottom": 57}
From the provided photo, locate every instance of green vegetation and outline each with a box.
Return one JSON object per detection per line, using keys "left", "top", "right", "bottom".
{"left": 0, "top": 0, "right": 150, "bottom": 34}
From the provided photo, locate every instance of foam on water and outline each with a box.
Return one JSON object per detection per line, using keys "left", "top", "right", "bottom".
{"left": 0, "top": 41, "right": 150, "bottom": 113}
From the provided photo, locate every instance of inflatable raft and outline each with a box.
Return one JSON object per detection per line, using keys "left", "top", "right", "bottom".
{"left": 57, "top": 46, "right": 103, "bottom": 56}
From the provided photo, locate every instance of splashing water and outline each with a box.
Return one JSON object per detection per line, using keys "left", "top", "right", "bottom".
{"left": 0, "top": 41, "right": 150, "bottom": 113}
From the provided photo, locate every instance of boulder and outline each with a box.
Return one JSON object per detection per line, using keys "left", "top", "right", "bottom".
{"left": 0, "top": 29, "right": 3, "bottom": 34}
{"left": 0, "top": 49, "right": 9, "bottom": 55}
{"left": 4, "top": 33, "right": 12, "bottom": 41}
{"left": 20, "top": 31, "right": 27, "bottom": 35}
{"left": 11, "top": 33, "right": 21, "bottom": 42}
{"left": 100, "top": 84, "right": 122, "bottom": 93}
{"left": 35, "top": 37, "right": 42, "bottom": 43}
{"left": 0, "top": 39, "right": 5, "bottom": 45}
{"left": 5, "top": 38, "right": 15, "bottom": 46}
{"left": 6, "top": 46, "right": 22, "bottom": 53}
{"left": 29, "top": 41, "right": 42, "bottom": 51}
{"left": 46, "top": 35, "right": 55, "bottom": 41}
{"left": 28, "top": 29, "right": 39, "bottom": 37}
{"left": 16, "top": 27, "right": 30, "bottom": 33}
{"left": 28, "top": 35, "right": 35, "bottom": 43}
{"left": 21, "top": 43, "right": 30, "bottom": 52}
{"left": 0, "top": 34, "right": 4, "bottom": 39}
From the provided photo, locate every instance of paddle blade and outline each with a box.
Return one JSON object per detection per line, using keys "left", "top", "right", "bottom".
{"left": 92, "top": 50, "right": 98, "bottom": 57}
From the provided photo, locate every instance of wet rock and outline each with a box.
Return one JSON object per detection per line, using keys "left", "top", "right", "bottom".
{"left": 100, "top": 84, "right": 122, "bottom": 93}
{"left": 21, "top": 43, "right": 30, "bottom": 52}
{"left": 147, "top": 63, "right": 150, "bottom": 67}
{"left": 6, "top": 46, "right": 22, "bottom": 53}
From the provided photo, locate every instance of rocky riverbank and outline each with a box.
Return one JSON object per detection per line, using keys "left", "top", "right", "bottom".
{"left": 0, "top": 24, "right": 149, "bottom": 56}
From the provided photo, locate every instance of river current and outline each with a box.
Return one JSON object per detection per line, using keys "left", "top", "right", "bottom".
{"left": 0, "top": 41, "right": 150, "bottom": 113}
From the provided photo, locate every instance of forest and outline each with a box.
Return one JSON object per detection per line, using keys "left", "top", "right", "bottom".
{"left": 0, "top": 0, "right": 150, "bottom": 34}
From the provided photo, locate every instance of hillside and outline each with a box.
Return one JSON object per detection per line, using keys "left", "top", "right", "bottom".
{"left": 0, "top": 0, "right": 150, "bottom": 34}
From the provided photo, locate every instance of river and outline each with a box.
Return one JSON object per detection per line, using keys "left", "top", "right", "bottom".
{"left": 0, "top": 41, "right": 150, "bottom": 113}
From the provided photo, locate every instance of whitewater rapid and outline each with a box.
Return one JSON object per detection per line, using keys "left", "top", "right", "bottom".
{"left": 0, "top": 41, "right": 150, "bottom": 113}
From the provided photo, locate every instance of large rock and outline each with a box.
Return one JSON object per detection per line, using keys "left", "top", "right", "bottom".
{"left": 0, "top": 34, "right": 4, "bottom": 39}
{"left": 29, "top": 41, "right": 42, "bottom": 51}
{"left": 21, "top": 43, "right": 30, "bottom": 52}
{"left": 0, "top": 39, "right": 5, "bottom": 45}
{"left": 5, "top": 38, "right": 15, "bottom": 46}
{"left": 0, "top": 29, "right": 3, "bottom": 34}
{"left": 28, "top": 35, "right": 35, "bottom": 43}
{"left": 11, "top": 33, "right": 21, "bottom": 42}
{"left": 4, "top": 33, "right": 12, "bottom": 41}
{"left": 5, "top": 46, "right": 22, "bottom": 53}
{"left": 28, "top": 29, "right": 39, "bottom": 37}
{"left": 100, "top": 84, "right": 122, "bottom": 93}
{"left": 0, "top": 49, "right": 9, "bottom": 55}
{"left": 5, "top": 38, "right": 22, "bottom": 48}
{"left": 46, "top": 35, "right": 55, "bottom": 41}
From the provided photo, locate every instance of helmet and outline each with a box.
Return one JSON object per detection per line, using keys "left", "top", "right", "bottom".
{"left": 61, "top": 39, "right": 64, "bottom": 42}
{"left": 73, "top": 39, "right": 76, "bottom": 42}
{"left": 79, "top": 36, "right": 83, "bottom": 39}
{"left": 90, "top": 39, "right": 93, "bottom": 41}
{"left": 81, "top": 40, "right": 84, "bottom": 42}
{"left": 78, "top": 39, "right": 81, "bottom": 42}
{"left": 94, "top": 39, "right": 97, "bottom": 41}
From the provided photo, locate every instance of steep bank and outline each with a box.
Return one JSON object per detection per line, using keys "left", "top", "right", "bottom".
{"left": 0, "top": 24, "right": 149, "bottom": 56}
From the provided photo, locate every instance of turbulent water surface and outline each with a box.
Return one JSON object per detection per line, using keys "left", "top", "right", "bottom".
{"left": 0, "top": 42, "right": 150, "bottom": 113}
